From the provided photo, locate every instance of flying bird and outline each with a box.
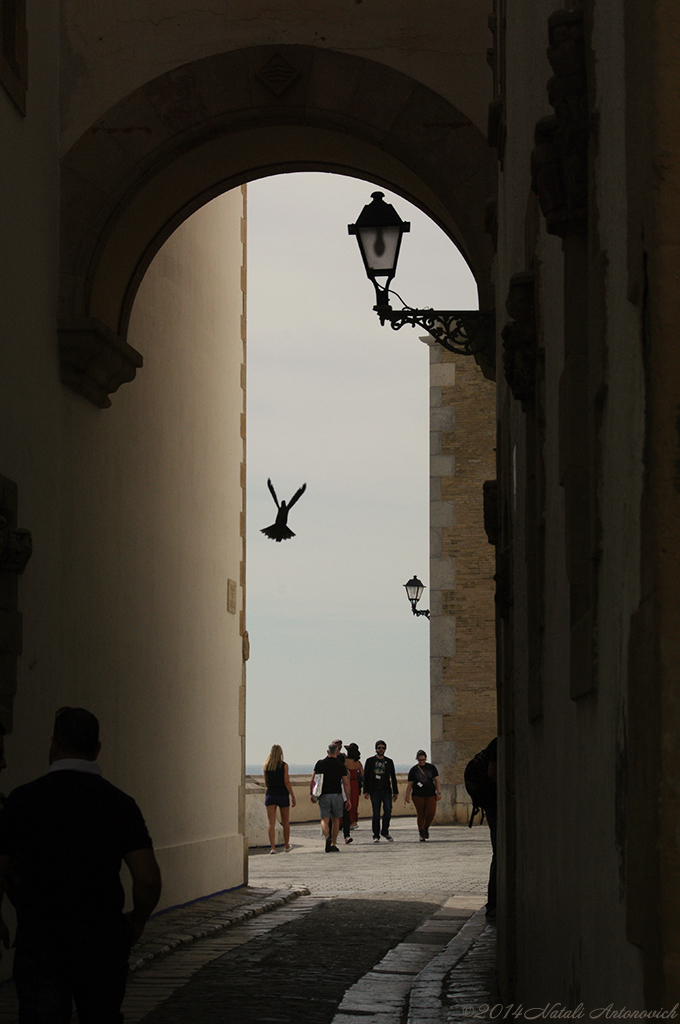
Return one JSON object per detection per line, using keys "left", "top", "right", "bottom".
{"left": 261, "top": 479, "right": 307, "bottom": 542}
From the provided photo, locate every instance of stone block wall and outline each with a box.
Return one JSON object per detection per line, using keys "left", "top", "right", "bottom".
{"left": 428, "top": 342, "right": 497, "bottom": 823}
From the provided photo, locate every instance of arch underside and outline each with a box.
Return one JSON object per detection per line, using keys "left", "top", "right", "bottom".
{"left": 58, "top": 45, "right": 497, "bottom": 407}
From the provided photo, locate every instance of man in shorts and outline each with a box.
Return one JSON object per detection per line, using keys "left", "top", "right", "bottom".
{"left": 310, "top": 741, "right": 350, "bottom": 852}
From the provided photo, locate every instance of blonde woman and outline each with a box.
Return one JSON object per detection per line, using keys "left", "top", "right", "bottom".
{"left": 263, "top": 745, "right": 296, "bottom": 853}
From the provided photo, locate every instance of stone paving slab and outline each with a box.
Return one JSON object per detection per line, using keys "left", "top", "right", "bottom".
{"left": 130, "top": 884, "right": 309, "bottom": 970}
{"left": 249, "top": 821, "right": 491, "bottom": 898}
{"left": 332, "top": 895, "right": 485, "bottom": 1024}
{"left": 0, "top": 821, "right": 495, "bottom": 1023}
{"left": 407, "top": 908, "right": 499, "bottom": 1024}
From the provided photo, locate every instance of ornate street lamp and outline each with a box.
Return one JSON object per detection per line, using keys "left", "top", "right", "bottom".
{"left": 403, "top": 575, "right": 430, "bottom": 619}
{"left": 348, "top": 192, "right": 495, "bottom": 357}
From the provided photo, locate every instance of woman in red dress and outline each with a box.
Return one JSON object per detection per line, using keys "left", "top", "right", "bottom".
{"left": 344, "top": 743, "right": 363, "bottom": 828}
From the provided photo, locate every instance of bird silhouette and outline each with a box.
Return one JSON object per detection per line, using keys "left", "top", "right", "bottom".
{"left": 261, "top": 479, "right": 307, "bottom": 542}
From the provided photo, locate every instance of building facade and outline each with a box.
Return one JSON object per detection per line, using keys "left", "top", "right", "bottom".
{"left": 1, "top": 0, "right": 679, "bottom": 1006}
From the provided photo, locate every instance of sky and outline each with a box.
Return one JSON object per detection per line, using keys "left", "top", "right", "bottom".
{"left": 245, "top": 172, "right": 478, "bottom": 769}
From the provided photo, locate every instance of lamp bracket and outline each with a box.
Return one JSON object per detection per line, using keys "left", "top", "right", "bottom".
{"left": 374, "top": 304, "right": 495, "bottom": 357}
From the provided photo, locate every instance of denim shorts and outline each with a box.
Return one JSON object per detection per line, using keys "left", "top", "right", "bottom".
{"left": 318, "top": 792, "right": 344, "bottom": 819}
{"left": 264, "top": 793, "right": 290, "bottom": 807}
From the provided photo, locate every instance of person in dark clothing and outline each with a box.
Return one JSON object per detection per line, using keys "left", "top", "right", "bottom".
{"left": 310, "top": 741, "right": 350, "bottom": 852}
{"left": 483, "top": 737, "right": 498, "bottom": 918}
{"left": 332, "top": 739, "right": 353, "bottom": 844}
{"left": 404, "top": 749, "right": 441, "bottom": 840}
{"left": 263, "top": 744, "right": 296, "bottom": 853}
{"left": 362, "top": 740, "right": 399, "bottom": 842}
{"left": 0, "top": 707, "right": 161, "bottom": 1024}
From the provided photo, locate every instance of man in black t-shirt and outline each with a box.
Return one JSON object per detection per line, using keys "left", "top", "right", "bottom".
{"left": 363, "top": 740, "right": 399, "bottom": 842}
{"left": 310, "top": 741, "right": 350, "bottom": 852}
{"left": 0, "top": 707, "right": 161, "bottom": 1024}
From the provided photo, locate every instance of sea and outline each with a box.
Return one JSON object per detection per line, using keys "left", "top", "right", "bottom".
{"left": 246, "top": 763, "right": 412, "bottom": 776}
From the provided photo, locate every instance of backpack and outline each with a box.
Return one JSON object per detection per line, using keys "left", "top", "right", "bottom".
{"left": 464, "top": 747, "right": 496, "bottom": 827}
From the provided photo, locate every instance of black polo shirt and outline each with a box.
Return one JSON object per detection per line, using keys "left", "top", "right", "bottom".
{"left": 0, "top": 768, "right": 153, "bottom": 954}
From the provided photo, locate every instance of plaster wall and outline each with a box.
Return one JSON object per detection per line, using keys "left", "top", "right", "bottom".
{"left": 0, "top": 141, "right": 247, "bottom": 914}
{"left": 0, "top": 0, "right": 64, "bottom": 750}
{"left": 496, "top": 0, "right": 647, "bottom": 1006}
{"left": 109, "top": 190, "right": 247, "bottom": 906}
{"left": 1, "top": 0, "right": 248, "bottom": 979}
{"left": 59, "top": 0, "right": 493, "bottom": 151}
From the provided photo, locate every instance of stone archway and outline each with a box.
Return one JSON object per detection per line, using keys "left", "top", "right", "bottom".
{"left": 58, "top": 45, "right": 496, "bottom": 408}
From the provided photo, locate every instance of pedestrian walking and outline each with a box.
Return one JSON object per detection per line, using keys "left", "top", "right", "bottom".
{"left": 0, "top": 706, "right": 161, "bottom": 1024}
{"left": 464, "top": 737, "right": 498, "bottom": 918}
{"left": 343, "top": 743, "right": 363, "bottom": 830}
{"left": 332, "top": 739, "right": 353, "bottom": 844}
{"left": 482, "top": 738, "right": 497, "bottom": 917}
{"left": 310, "top": 741, "right": 350, "bottom": 852}
{"left": 263, "top": 744, "right": 296, "bottom": 853}
{"left": 363, "top": 740, "right": 399, "bottom": 842}
{"left": 404, "top": 749, "right": 441, "bottom": 840}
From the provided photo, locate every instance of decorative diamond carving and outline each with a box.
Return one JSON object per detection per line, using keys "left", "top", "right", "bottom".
{"left": 255, "top": 54, "right": 301, "bottom": 96}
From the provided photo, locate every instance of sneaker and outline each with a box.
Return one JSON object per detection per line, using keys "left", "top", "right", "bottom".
{"left": 328, "top": 845, "right": 340, "bottom": 852}
{"left": 269, "top": 848, "right": 277, "bottom": 854}
{"left": 325, "top": 837, "right": 332, "bottom": 853}
{"left": 382, "top": 834, "right": 394, "bottom": 842}
{"left": 373, "top": 836, "right": 380, "bottom": 843}
{"left": 285, "top": 845, "right": 292, "bottom": 852}
{"left": 345, "top": 836, "right": 353, "bottom": 844}
{"left": 423, "top": 829, "right": 429, "bottom": 840}
{"left": 350, "top": 824, "right": 359, "bottom": 830}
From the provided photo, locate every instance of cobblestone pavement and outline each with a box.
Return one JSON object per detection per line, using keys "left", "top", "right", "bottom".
{"left": 249, "top": 819, "right": 492, "bottom": 898}
{"left": 0, "top": 821, "right": 498, "bottom": 1023}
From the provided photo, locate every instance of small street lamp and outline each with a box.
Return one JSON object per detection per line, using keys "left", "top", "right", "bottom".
{"left": 403, "top": 575, "right": 430, "bottom": 619}
{"left": 348, "top": 192, "right": 495, "bottom": 357}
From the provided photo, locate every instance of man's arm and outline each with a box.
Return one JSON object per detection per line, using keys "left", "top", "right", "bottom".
{"left": 362, "top": 757, "right": 373, "bottom": 798}
{"left": 0, "top": 855, "right": 12, "bottom": 957}
{"left": 390, "top": 759, "right": 399, "bottom": 797}
{"left": 123, "top": 847, "right": 162, "bottom": 945}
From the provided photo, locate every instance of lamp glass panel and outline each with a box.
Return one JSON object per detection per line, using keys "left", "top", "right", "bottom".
{"left": 358, "top": 225, "right": 401, "bottom": 276}
{"left": 404, "top": 579, "right": 424, "bottom": 603}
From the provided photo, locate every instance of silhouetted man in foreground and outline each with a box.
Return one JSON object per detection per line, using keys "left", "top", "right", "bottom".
{"left": 0, "top": 707, "right": 161, "bottom": 1024}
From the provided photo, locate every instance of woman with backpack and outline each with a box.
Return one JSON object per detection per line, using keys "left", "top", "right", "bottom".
{"left": 404, "top": 749, "right": 441, "bottom": 840}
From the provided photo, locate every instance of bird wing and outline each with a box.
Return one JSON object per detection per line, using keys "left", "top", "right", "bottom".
{"left": 287, "top": 483, "right": 307, "bottom": 509}
{"left": 267, "top": 478, "right": 280, "bottom": 508}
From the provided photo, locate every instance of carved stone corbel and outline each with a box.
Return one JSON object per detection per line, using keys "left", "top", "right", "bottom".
{"left": 501, "top": 272, "right": 537, "bottom": 406}
{"left": 58, "top": 318, "right": 143, "bottom": 409}
{"left": 531, "top": 7, "right": 589, "bottom": 237}
{"left": 0, "top": 519, "right": 32, "bottom": 574}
